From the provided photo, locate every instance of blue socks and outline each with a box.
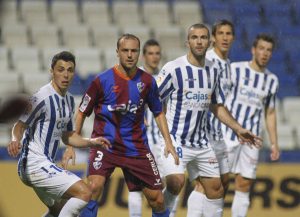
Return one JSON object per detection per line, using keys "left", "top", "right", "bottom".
{"left": 152, "top": 208, "right": 170, "bottom": 217}
{"left": 79, "top": 200, "right": 99, "bottom": 217}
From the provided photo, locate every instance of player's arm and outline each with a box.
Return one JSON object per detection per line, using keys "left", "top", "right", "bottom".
{"left": 154, "top": 112, "right": 179, "bottom": 165}
{"left": 62, "top": 111, "right": 86, "bottom": 168}
{"left": 7, "top": 121, "right": 28, "bottom": 157}
{"left": 210, "top": 104, "right": 262, "bottom": 148}
{"left": 265, "top": 107, "right": 280, "bottom": 160}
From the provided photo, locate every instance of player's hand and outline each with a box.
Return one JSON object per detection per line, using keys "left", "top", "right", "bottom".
{"left": 62, "top": 146, "right": 76, "bottom": 169}
{"left": 237, "top": 128, "right": 262, "bottom": 149}
{"left": 90, "top": 137, "right": 112, "bottom": 150}
{"left": 270, "top": 144, "right": 280, "bottom": 161}
{"left": 164, "top": 145, "right": 179, "bottom": 165}
{"left": 7, "top": 140, "right": 21, "bottom": 157}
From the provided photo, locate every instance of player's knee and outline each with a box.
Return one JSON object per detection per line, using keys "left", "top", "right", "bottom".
{"left": 221, "top": 174, "right": 230, "bottom": 192}
{"left": 148, "top": 192, "right": 165, "bottom": 212}
{"left": 88, "top": 177, "right": 105, "bottom": 196}
{"left": 166, "top": 175, "right": 185, "bottom": 195}
{"left": 235, "top": 175, "right": 253, "bottom": 192}
{"left": 206, "top": 179, "right": 224, "bottom": 199}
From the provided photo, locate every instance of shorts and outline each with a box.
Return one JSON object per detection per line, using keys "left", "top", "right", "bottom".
{"left": 209, "top": 136, "right": 230, "bottom": 175}
{"left": 224, "top": 138, "right": 259, "bottom": 179}
{"left": 88, "top": 147, "right": 163, "bottom": 191}
{"left": 18, "top": 157, "right": 81, "bottom": 207}
{"left": 160, "top": 135, "right": 220, "bottom": 181}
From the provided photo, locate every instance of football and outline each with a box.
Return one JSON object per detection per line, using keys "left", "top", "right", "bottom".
{"left": 0, "top": 94, "right": 30, "bottom": 123}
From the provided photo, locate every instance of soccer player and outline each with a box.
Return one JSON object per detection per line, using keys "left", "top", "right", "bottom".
{"left": 187, "top": 19, "right": 235, "bottom": 217}
{"left": 64, "top": 34, "right": 179, "bottom": 217}
{"left": 156, "top": 23, "right": 262, "bottom": 217}
{"left": 7, "top": 51, "right": 111, "bottom": 217}
{"left": 128, "top": 39, "right": 179, "bottom": 217}
{"left": 223, "top": 33, "right": 280, "bottom": 217}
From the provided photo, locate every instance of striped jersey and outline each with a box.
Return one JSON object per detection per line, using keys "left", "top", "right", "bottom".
{"left": 19, "top": 83, "right": 75, "bottom": 163}
{"left": 79, "top": 66, "right": 162, "bottom": 157}
{"left": 141, "top": 66, "right": 161, "bottom": 146}
{"left": 224, "top": 61, "right": 279, "bottom": 142}
{"left": 157, "top": 55, "right": 225, "bottom": 148}
{"left": 206, "top": 48, "right": 232, "bottom": 141}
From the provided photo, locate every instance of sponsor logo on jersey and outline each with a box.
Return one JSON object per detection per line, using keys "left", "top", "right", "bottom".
{"left": 108, "top": 99, "right": 144, "bottom": 114}
{"left": 79, "top": 94, "right": 91, "bottom": 112}
{"left": 146, "top": 153, "right": 159, "bottom": 176}
{"left": 185, "top": 91, "right": 210, "bottom": 102}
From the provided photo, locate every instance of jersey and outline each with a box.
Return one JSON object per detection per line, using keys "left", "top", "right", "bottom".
{"left": 157, "top": 55, "right": 225, "bottom": 148}
{"left": 206, "top": 48, "right": 232, "bottom": 141}
{"left": 19, "top": 83, "right": 75, "bottom": 166}
{"left": 79, "top": 66, "right": 162, "bottom": 157}
{"left": 140, "top": 66, "right": 161, "bottom": 146}
{"left": 224, "top": 61, "right": 279, "bottom": 143}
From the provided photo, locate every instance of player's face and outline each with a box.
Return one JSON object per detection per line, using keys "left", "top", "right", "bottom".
{"left": 213, "top": 24, "right": 234, "bottom": 53}
{"left": 252, "top": 39, "right": 273, "bottom": 68}
{"left": 187, "top": 27, "right": 210, "bottom": 58}
{"left": 51, "top": 60, "right": 75, "bottom": 94}
{"left": 143, "top": 45, "right": 161, "bottom": 72}
{"left": 117, "top": 38, "right": 140, "bottom": 71}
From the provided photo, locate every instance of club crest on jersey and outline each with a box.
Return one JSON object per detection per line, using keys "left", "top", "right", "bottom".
{"left": 79, "top": 94, "right": 91, "bottom": 112}
{"left": 93, "top": 161, "right": 102, "bottom": 170}
{"left": 137, "top": 82, "right": 145, "bottom": 93}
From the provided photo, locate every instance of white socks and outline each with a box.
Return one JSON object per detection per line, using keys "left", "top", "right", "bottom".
{"left": 163, "top": 188, "right": 178, "bottom": 212}
{"left": 203, "top": 197, "right": 224, "bottom": 217}
{"left": 58, "top": 198, "right": 88, "bottom": 217}
{"left": 232, "top": 191, "right": 250, "bottom": 217}
{"left": 169, "top": 195, "right": 180, "bottom": 217}
{"left": 186, "top": 191, "right": 206, "bottom": 217}
{"left": 128, "top": 191, "right": 143, "bottom": 217}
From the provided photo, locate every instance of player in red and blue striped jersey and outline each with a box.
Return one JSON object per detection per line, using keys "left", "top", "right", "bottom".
{"left": 64, "top": 34, "right": 179, "bottom": 217}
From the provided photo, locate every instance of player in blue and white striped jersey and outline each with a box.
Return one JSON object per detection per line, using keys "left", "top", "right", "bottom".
{"left": 187, "top": 20, "right": 235, "bottom": 217}
{"left": 223, "top": 34, "right": 280, "bottom": 217}
{"left": 157, "top": 23, "right": 262, "bottom": 217}
{"left": 7, "top": 51, "right": 110, "bottom": 217}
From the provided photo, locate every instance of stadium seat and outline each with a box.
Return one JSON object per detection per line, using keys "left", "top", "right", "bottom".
{"left": 68, "top": 74, "right": 86, "bottom": 96}
{"left": 92, "top": 26, "right": 120, "bottom": 50}
{"left": 0, "top": 0, "right": 20, "bottom": 25}
{"left": 82, "top": 1, "right": 111, "bottom": 26}
{"left": 31, "top": 25, "right": 60, "bottom": 48}
{"left": 294, "top": 125, "right": 300, "bottom": 149}
{"left": 21, "top": 0, "right": 50, "bottom": 25}
{"left": 11, "top": 47, "right": 41, "bottom": 72}
{"left": 121, "top": 26, "right": 151, "bottom": 46}
{"left": 0, "top": 124, "right": 11, "bottom": 146}
{"left": 73, "top": 48, "right": 103, "bottom": 79}
{"left": 277, "top": 124, "right": 297, "bottom": 150}
{"left": 103, "top": 49, "right": 118, "bottom": 69}
{"left": 173, "top": 1, "right": 203, "bottom": 29}
{"left": 0, "top": 47, "right": 10, "bottom": 71}
{"left": 61, "top": 25, "right": 91, "bottom": 49}
{"left": 113, "top": 1, "right": 142, "bottom": 28}
{"left": 200, "top": 0, "right": 233, "bottom": 24}
{"left": 0, "top": 73, "right": 21, "bottom": 95}
{"left": 1, "top": 25, "right": 29, "bottom": 48}
{"left": 50, "top": 1, "right": 80, "bottom": 26}
{"left": 22, "top": 72, "right": 50, "bottom": 94}
{"left": 164, "top": 48, "right": 187, "bottom": 63}
{"left": 143, "top": 1, "right": 172, "bottom": 28}
{"left": 154, "top": 26, "right": 184, "bottom": 50}
{"left": 282, "top": 97, "right": 300, "bottom": 127}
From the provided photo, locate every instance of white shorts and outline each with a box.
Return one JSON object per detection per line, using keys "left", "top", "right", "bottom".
{"left": 160, "top": 135, "right": 220, "bottom": 181}
{"left": 18, "top": 157, "right": 81, "bottom": 207}
{"left": 224, "top": 138, "right": 259, "bottom": 179}
{"left": 149, "top": 143, "right": 164, "bottom": 177}
{"left": 209, "top": 137, "right": 230, "bottom": 175}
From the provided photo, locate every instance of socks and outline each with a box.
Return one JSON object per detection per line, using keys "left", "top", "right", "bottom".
{"left": 232, "top": 191, "right": 250, "bottom": 217}
{"left": 58, "top": 198, "right": 88, "bottom": 217}
{"left": 152, "top": 208, "right": 170, "bottom": 217}
{"left": 163, "top": 189, "right": 178, "bottom": 212}
{"left": 203, "top": 197, "right": 224, "bottom": 217}
{"left": 78, "top": 200, "right": 99, "bottom": 217}
{"left": 169, "top": 195, "right": 180, "bottom": 217}
{"left": 128, "top": 191, "right": 143, "bottom": 217}
{"left": 186, "top": 191, "right": 205, "bottom": 217}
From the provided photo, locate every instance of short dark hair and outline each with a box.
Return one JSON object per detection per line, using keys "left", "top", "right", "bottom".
{"left": 51, "top": 51, "right": 76, "bottom": 69}
{"left": 252, "top": 33, "right": 276, "bottom": 48}
{"left": 187, "top": 23, "right": 210, "bottom": 39}
{"left": 117, "top": 33, "right": 140, "bottom": 49}
{"left": 143, "top": 39, "right": 160, "bottom": 54}
{"left": 212, "top": 19, "right": 235, "bottom": 36}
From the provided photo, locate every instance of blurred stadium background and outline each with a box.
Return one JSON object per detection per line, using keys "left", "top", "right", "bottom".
{"left": 0, "top": 0, "right": 299, "bottom": 216}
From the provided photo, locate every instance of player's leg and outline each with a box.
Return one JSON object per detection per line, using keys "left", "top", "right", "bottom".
{"left": 143, "top": 187, "right": 170, "bottom": 217}
{"left": 187, "top": 179, "right": 206, "bottom": 217}
{"left": 128, "top": 191, "right": 143, "bottom": 217}
{"left": 231, "top": 145, "right": 259, "bottom": 217}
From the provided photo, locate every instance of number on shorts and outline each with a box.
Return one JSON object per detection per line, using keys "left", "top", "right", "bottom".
{"left": 176, "top": 147, "right": 183, "bottom": 158}
{"left": 95, "top": 151, "right": 103, "bottom": 161}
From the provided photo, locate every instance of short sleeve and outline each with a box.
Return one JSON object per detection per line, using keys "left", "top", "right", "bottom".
{"left": 147, "top": 78, "right": 163, "bottom": 116}
{"left": 265, "top": 76, "right": 279, "bottom": 109}
{"left": 156, "top": 64, "right": 175, "bottom": 101}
